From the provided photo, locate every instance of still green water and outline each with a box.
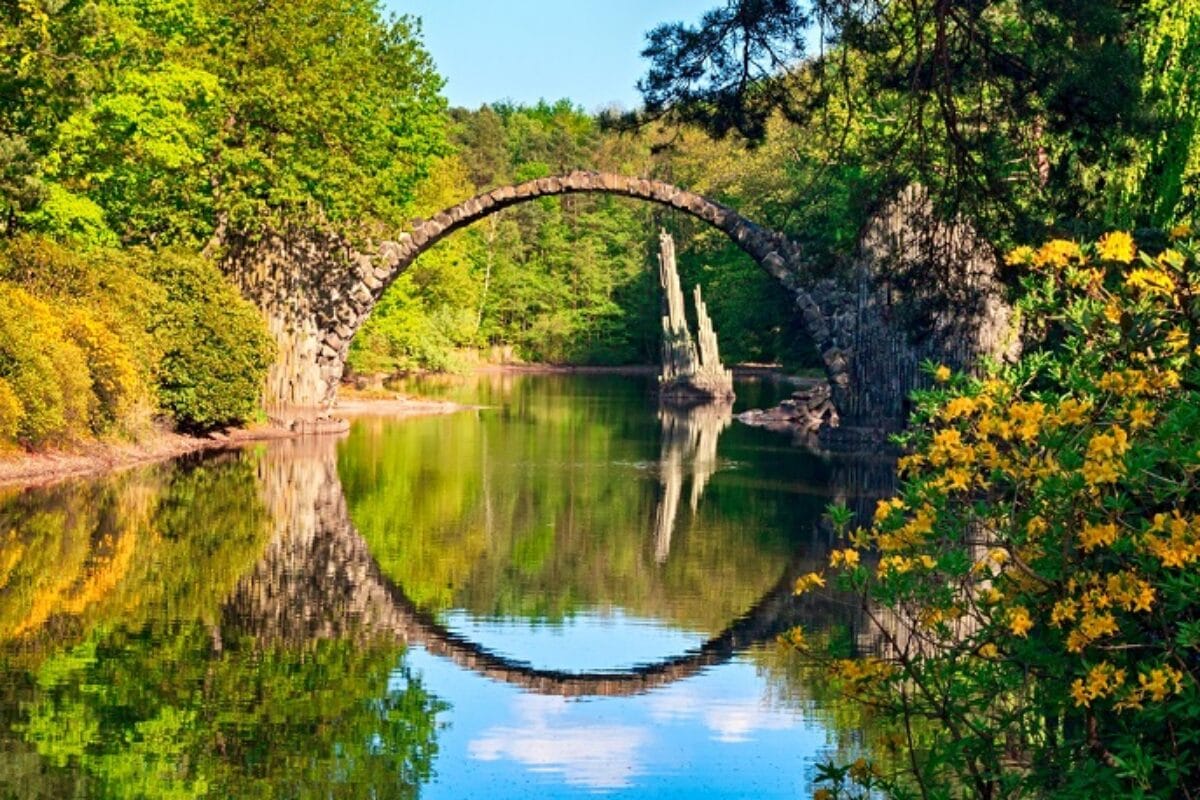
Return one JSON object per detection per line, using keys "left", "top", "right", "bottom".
{"left": 0, "top": 373, "right": 883, "bottom": 798}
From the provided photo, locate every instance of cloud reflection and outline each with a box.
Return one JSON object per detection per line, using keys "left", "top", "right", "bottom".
{"left": 468, "top": 695, "right": 650, "bottom": 789}
{"left": 648, "top": 686, "right": 798, "bottom": 743}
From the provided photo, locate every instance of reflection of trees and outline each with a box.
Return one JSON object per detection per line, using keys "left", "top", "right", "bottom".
{"left": 0, "top": 451, "right": 445, "bottom": 798}
{"left": 0, "top": 456, "right": 270, "bottom": 648}
{"left": 339, "top": 383, "right": 810, "bottom": 633}
{"left": 653, "top": 401, "right": 733, "bottom": 563}
{"left": 19, "top": 625, "right": 443, "bottom": 799}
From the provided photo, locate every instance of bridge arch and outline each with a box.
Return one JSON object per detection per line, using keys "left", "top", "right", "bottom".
{"left": 226, "top": 171, "right": 847, "bottom": 424}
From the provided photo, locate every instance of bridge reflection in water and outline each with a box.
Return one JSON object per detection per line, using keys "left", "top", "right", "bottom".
{"left": 225, "top": 432, "right": 890, "bottom": 698}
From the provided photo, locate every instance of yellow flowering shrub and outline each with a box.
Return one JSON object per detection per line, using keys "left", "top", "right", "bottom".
{"left": 806, "top": 231, "right": 1200, "bottom": 798}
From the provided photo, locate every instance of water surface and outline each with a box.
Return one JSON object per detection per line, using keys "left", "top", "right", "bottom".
{"left": 0, "top": 373, "right": 880, "bottom": 798}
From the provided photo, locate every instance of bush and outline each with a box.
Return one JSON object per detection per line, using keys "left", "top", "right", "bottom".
{"left": 0, "top": 235, "right": 274, "bottom": 443}
{"left": 141, "top": 250, "right": 274, "bottom": 430}
{"left": 0, "top": 285, "right": 93, "bottom": 445}
{"left": 801, "top": 228, "right": 1200, "bottom": 799}
{"left": 64, "top": 311, "right": 146, "bottom": 434}
{"left": 0, "top": 378, "right": 23, "bottom": 443}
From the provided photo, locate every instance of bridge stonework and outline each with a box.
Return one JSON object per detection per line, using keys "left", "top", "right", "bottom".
{"left": 225, "top": 174, "right": 1011, "bottom": 439}
{"left": 223, "top": 171, "right": 843, "bottom": 426}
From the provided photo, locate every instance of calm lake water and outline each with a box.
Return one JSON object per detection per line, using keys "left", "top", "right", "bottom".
{"left": 0, "top": 373, "right": 889, "bottom": 798}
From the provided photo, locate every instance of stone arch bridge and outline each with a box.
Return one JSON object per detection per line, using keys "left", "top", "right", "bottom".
{"left": 226, "top": 173, "right": 1009, "bottom": 438}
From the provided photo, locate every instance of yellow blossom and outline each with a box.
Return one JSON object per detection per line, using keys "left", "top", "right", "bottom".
{"left": 1125, "top": 267, "right": 1176, "bottom": 296}
{"left": 1070, "top": 679, "right": 1091, "bottom": 707}
{"left": 1137, "top": 667, "right": 1184, "bottom": 703}
{"left": 1097, "top": 231, "right": 1136, "bottom": 263}
{"left": 873, "top": 497, "right": 905, "bottom": 524}
{"left": 1007, "top": 402, "right": 1045, "bottom": 442}
{"left": 934, "top": 364, "right": 952, "bottom": 382}
{"left": 1128, "top": 403, "right": 1154, "bottom": 430}
{"left": 831, "top": 548, "right": 860, "bottom": 569}
{"left": 941, "top": 395, "right": 977, "bottom": 420}
{"left": 781, "top": 627, "right": 807, "bottom": 650}
{"left": 1004, "top": 245, "right": 1036, "bottom": 266}
{"left": 1165, "top": 326, "right": 1190, "bottom": 354}
{"left": 1034, "top": 239, "right": 1083, "bottom": 269}
{"left": 1169, "top": 222, "right": 1193, "bottom": 240}
{"left": 1050, "top": 598, "right": 1078, "bottom": 626}
{"left": 1008, "top": 607, "right": 1034, "bottom": 637}
{"left": 1079, "top": 521, "right": 1118, "bottom": 552}
{"left": 793, "top": 572, "right": 826, "bottom": 595}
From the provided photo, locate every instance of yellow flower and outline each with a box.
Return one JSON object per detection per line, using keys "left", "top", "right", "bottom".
{"left": 1008, "top": 607, "right": 1034, "bottom": 637}
{"left": 1034, "top": 239, "right": 1083, "bottom": 269}
{"left": 830, "top": 548, "right": 860, "bottom": 569}
{"left": 793, "top": 572, "right": 826, "bottom": 595}
{"left": 934, "top": 364, "right": 952, "bottom": 382}
{"left": 1125, "top": 268, "right": 1176, "bottom": 296}
{"left": 1169, "top": 222, "right": 1193, "bottom": 240}
{"left": 1165, "top": 327, "right": 1190, "bottom": 354}
{"left": 979, "top": 643, "right": 999, "bottom": 658}
{"left": 1055, "top": 397, "right": 1092, "bottom": 426}
{"left": 1138, "top": 667, "right": 1183, "bottom": 703}
{"left": 781, "top": 626, "right": 807, "bottom": 650}
{"left": 1079, "top": 521, "right": 1118, "bottom": 552}
{"left": 941, "top": 395, "right": 977, "bottom": 420}
{"left": 1051, "top": 598, "right": 1078, "bottom": 626}
{"left": 1008, "top": 402, "right": 1046, "bottom": 442}
{"left": 1004, "top": 245, "right": 1036, "bottom": 266}
{"left": 1097, "top": 231, "right": 1136, "bottom": 263}
{"left": 1128, "top": 403, "right": 1154, "bottom": 430}
{"left": 873, "top": 496, "right": 905, "bottom": 524}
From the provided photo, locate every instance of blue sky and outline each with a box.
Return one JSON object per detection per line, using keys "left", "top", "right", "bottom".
{"left": 385, "top": 1, "right": 708, "bottom": 112}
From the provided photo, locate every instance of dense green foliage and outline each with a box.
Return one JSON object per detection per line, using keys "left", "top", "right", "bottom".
{"left": 636, "top": 0, "right": 1200, "bottom": 243}
{"left": 0, "top": 236, "right": 272, "bottom": 443}
{"left": 2, "top": 0, "right": 448, "bottom": 247}
{"left": 0, "top": 0, "right": 448, "bottom": 443}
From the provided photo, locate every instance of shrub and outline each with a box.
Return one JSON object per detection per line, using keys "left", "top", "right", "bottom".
{"left": 64, "top": 311, "right": 146, "bottom": 434}
{"left": 0, "top": 285, "right": 93, "bottom": 445}
{"left": 140, "top": 250, "right": 273, "bottom": 430}
{"left": 0, "top": 378, "right": 23, "bottom": 443}
{"left": 801, "top": 228, "right": 1200, "bottom": 798}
